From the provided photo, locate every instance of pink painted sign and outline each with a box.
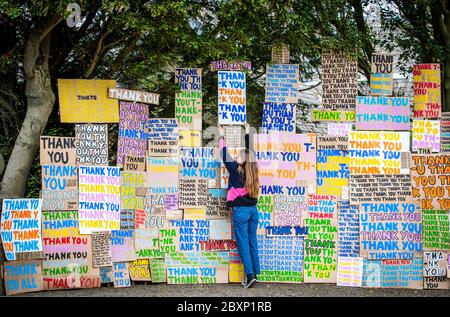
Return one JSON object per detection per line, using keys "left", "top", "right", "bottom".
{"left": 356, "top": 96, "right": 410, "bottom": 131}
{"left": 254, "top": 133, "right": 316, "bottom": 195}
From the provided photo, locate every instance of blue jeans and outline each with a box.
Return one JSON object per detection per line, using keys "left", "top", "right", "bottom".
{"left": 232, "top": 206, "right": 260, "bottom": 276}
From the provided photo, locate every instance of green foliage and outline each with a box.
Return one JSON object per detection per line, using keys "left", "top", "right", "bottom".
{"left": 3, "top": 0, "right": 447, "bottom": 194}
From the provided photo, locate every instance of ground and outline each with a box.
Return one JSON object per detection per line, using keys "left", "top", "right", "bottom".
{"left": 14, "top": 283, "right": 450, "bottom": 297}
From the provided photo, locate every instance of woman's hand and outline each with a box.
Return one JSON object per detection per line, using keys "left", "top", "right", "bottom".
{"left": 244, "top": 122, "right": 250, "bottom": 134}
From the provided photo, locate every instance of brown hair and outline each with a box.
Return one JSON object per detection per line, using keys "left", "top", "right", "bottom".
{"left": 237, "top": 149, "right": 259, "bottom": 198}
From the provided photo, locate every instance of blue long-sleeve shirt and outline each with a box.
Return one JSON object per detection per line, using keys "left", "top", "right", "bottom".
{"left": 219, "top": 133, "right": 257, "bottom": 207}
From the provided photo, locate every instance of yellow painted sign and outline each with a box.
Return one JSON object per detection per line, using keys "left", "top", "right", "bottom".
{"left": 58, "top": 79, "right": 119, "bottom": 123}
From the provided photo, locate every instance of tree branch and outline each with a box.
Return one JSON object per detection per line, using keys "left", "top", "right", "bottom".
{"left": 23, "top": 14, "right": 63, "bottom": 79}
{"left": 299, "top": 81, "right": 322, "bottom": 92}
{"left": 108, "top": 32, "right": 141, "bottom": 76}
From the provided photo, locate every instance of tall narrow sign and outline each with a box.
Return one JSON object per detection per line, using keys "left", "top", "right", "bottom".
{"left": 413, "top": 63, "right": 441, "bottom": 118}
{"left": 321, "top": 49, "right": 358, "bottom": 110}
{"left": 218, "top": 71, "right": 246, "bottom": 125}
{"left": 78, "top": 166, "right": 122, "bottom": 234}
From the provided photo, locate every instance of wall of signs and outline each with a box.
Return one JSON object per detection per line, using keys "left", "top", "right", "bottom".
{"left": 3, "top": 48, "right": 450, "bottom": 295}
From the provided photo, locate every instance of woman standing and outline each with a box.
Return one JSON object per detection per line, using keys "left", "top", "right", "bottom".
{"left": 218, "top": 123, "right": 260, "bottom": 288}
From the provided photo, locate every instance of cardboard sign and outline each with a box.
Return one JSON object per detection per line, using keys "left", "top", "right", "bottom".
{"left": 184, "top": 209, "right": 206, "bottom": 220}
{"left": 218, "top": 71, "right": 246, "bottom": 125}
{"left": 359, "top": 201, "right": 422, "bottom": 260}
{"left": 111, "top": 229, "right": 136, "bottom": 262}
{"left": 317, "top": 145, "right": 349, "bottom": 197}
{"left": 355, "top": 96, "right": 410, "bottom": 130}
{"left": 1, "top": 199, "right": 43, "bottom": 261}
{"left": 178, "top": 177, "right": 208, "bottom": 209}
{"left": 441, "top": 113, "right": 450, "bottom": 152}
{"left": 147, "top": 157, "right": 178, "bottom": 193}
{"left": 271, "top": 44, "right": 290, "bottom": 64}
{"left": 266, "top": 225, "right": 309, "bottom": 237}
{"left": 317, "top": 136, "right": 348, "bottom": 151}
{"left": 257, "top": 196, "right": 273, "bottom": 235}
{"left": 349, "top": 174, "right": 412, "bottom": 203}
{"left": 78, "top": 166, "right": 122, "bottom": 234}
{"left": 229, "top": 248, "right": 245, "bottom": 283}
{"left": 164, "top": 194, "right": 179, "bottom": 213}
{"left": 321, "top": 49, "right": 358, "bottom": 110}
{"left": 166, "top": 251, "right": 229, "bottom": 284}
{"left": 224, "top": 125, "right": 243, "bottom": 148}
{"left": 209, "top": 219, "right": 232, "bottom": 240}
{"left": 4, "top": 260, "right": 44, "bottom": 295}
{"left": 179, "top": 147, "right": 220, "bottom": 188}
{"left": 262, "top": 102, "right": 296, "bottom": 133}
{"left": 58, "top": 79, "right": 118, "bottom": 123}
{"left": 254, "top": 133, "right": 317, "bottom": 195}
{"left": 304, "top": 194, "right": 338, "bottom": 283}
{"left": 423, "top": 251, "right": 449, "bottom": 289}
{"left": 348, "top": 131, "right": 410, "bottom": 175}
{"left": 108, "top": 88, "right": 160, "bottom": 105}
{"left": 371, "top": 53, "right": 394, "bottom": 73}
{"left": 412, "top": 120, "right": 440, "bottom": 152}
{"left": 41, "top": 165, "right": 78, "bottom": 210}
{"left": 199, "top": 239, "right": 237, "bottom": 251}
{"left": 40, "top": 136, "right": 76, "bottom": 166}
{"left": 363, "top": 258, "right": 423, "bottom": 289}
{"left": 175, "top": 69, "right": 202, "bottom": 130}
{"left": 210, "top": 60, "right": 251, "bottom": 72}
{"left": 410, "top": 155, "right": 450, "bottom": 210}
{"left": 175, "top": 90, "right": 202, "bottom": 130}
{"left": 145, "top": 118, "right": 179, "bottom": 157}
{"left": 130, "top": 259, "right": 152, "bottom": 281}
{"left": 422, "top": 210, "right": 450, "bottom": 250}
{"left": 311, "top": 110, "right": 356, "bottom": 122}
{"left": 135, "top": 217, "right": 164, "bottom": 257}
{"left": 91, "top": 231, "right": 112, "bottom": 267}
{"left": 117, "top": 101, "right": 149, "bottom": 166}
{"left": 265, "top": 64, "right": 299, "bottom": 104}
{"left": 113, "top": 262, "right": 131, "bottom": 288}
{"left": 338, "top": 201, "right": 360, "bottom": 257}
{"left": 120, "top": 209, "right": 135, "bottom": 229}
{"left": 175, "top": 68, "right": 202, "bottom": 91}
{"left": 150, "top": 258, "right": 167, "bottom": 283}
{"left": 141, "top": 195, "right": 166, "bottom": 231}
{"left": 99, "top": 267, "right": 113, "bottom": 284}
{"left": 370, "top": 73, "right": 393, "bottom": 96}
{"left": 42, "top": 211, "right": 100, "bottom": 290}
{"left": 124, "top": 156, "right": 146, "bottom": 171}
{"left": 75, "top": 124, "right": 109, "bottom": 166}
{"left": 413, "top": 63, "right": 441, "bottom": 118}
{"left": 121, "top": 171, "right": 145, "bottom": 211}
{"left": 257, "top": 235, "right": 304, "bottom": 283}
{"left": 178, "top": 129, "right": 201, "bottom": 147}
{"left": 327, "top": 122, "right": 353, "bottom": 136}
{"left": 273, "top": 194, "right": 308, "bottom": 226}
{"left": 337, "top": 257, "right": 363, "bottom": 287}
{"left": 146, "top": 118, "right": 178, "bottom": 140}
{"left": 134, "top": 228, "right": 160, "bottom": 259}
{"left": 161, "top": 220, "right": 210, "bottom": 253}
{"left": 370, "top": 53, "right": 394, "bottom": 96}
{"left": 206, "top": 189, "right": 230, "bottom": 220}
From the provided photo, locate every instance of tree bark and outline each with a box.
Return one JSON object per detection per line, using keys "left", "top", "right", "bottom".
{"left": 444, "top": 58, "right": 450, "bottom": 112}
{"left": 0, "top": 15, "right": 62, "bottom": 295}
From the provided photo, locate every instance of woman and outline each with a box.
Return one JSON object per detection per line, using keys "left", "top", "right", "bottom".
{"left": 218, "top": 123, "right": 260, "bottom": 288}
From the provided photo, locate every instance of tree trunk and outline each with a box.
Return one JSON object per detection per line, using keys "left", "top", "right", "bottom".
{"left": 0, "top": 58, "right": 55, "bottom": 198}
{"left": 444, "top": 57, "right": 450, "bottom": 112}
{"left": 0, "top": 15, "right": 61, "bottom": 295}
